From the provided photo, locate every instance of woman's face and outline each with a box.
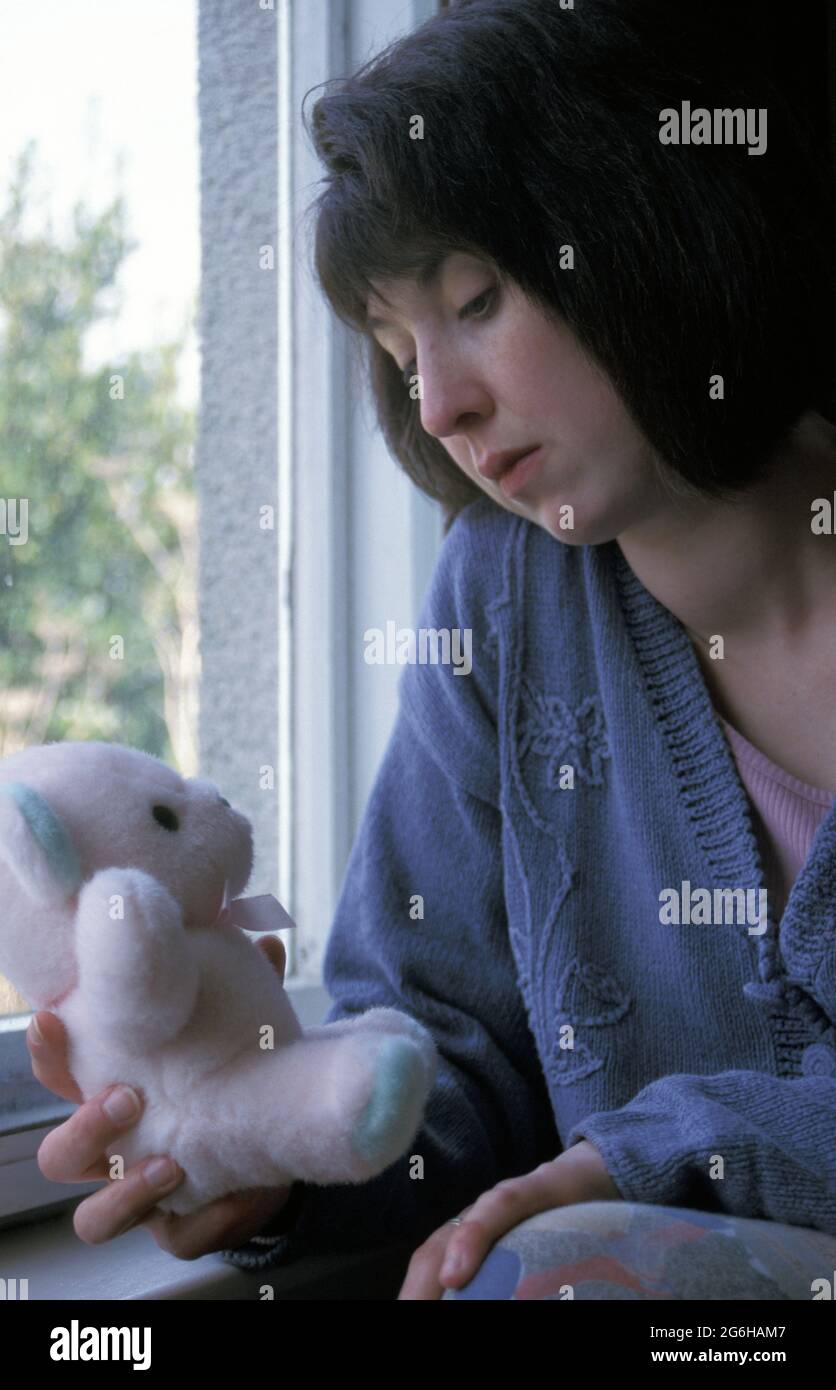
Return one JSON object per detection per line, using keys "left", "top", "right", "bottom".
{"left": 366, "top": 251, "right": 668, "bottom": 544}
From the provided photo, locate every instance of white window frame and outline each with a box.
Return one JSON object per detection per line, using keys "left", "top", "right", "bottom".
{"left": 288, "top": 0, "right": 443, "bottom": 984}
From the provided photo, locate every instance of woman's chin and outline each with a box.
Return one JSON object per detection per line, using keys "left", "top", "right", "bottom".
{"left": 534, "top": 499, "right": 613, "bottom": 547}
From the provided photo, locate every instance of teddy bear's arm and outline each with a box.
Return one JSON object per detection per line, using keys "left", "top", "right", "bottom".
{"left": 75, "top": 867, "right": 199, "bottom": 1048}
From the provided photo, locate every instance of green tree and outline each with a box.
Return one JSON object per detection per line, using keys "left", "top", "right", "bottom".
{"left": 0, "top": 140, "right": 198, "bottom": 771}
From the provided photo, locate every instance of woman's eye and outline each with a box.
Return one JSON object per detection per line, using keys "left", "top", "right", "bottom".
{"left": 400, "top": 287, "right": 497, "bottom": 388}
{"left": 459, "top": 287, "right": 496, "bottom": 321}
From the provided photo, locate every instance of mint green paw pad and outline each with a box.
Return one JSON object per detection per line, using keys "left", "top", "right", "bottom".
{"left": 353, "top": 1036, "right": 424, "bottom": 1164}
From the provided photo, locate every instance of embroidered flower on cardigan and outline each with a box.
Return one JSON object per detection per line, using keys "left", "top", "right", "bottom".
{"left": 556, "top": 959, "right": 632, "bottom": 1026}
{"left": 552, "top": 1038, "right": 605, "bottom": 1085}
{"left": 551, "top": 959, "right": 632, "bottom": 1087}
{"left": 517, "top": 675, "right": 611, "bottom": 787}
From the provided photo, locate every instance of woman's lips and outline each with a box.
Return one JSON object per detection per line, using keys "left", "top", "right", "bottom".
{"left": 498, "top": 445, "right": 545, "bottom": 499}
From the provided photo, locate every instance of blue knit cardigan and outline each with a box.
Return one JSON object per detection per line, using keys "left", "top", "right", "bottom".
{"left": 222, "top": 496, "right": 836, "bottom": 1271}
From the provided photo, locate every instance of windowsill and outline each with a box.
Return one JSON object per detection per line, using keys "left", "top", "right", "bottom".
{"left": 0, "top": 1204, "right": 412, "bottom": 1300}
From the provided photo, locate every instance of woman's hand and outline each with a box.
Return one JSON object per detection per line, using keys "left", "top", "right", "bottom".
{"left": 397, "top": 1139, "right": 621, "bottom": 1300}
{"left": 27, "top": 934, "right": 295, "bottom": 1260}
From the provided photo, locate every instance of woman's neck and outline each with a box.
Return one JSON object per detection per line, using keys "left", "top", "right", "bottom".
{"left": 615, "top": 411, "right": 836, "bottom": 649}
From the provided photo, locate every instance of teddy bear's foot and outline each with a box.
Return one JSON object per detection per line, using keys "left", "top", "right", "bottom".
{"left": 311, "top": 1006, "right": 437, "bottom": 1089}
{"left": 350, "top": 1034, "right": 431, "bottom": 1173}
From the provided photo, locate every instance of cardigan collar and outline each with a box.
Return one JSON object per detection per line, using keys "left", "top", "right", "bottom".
{"left": 604, "top": 538, "right": 836, "bottom": 1047}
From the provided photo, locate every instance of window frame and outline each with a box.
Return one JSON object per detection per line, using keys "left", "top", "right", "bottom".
{"left": 287, "top": 0, "right": 444, "bottom": 982}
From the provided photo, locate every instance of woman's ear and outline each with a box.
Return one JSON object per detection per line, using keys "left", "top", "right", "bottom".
{"left": 0, "top": 781, "right": 83, "bottom": 905}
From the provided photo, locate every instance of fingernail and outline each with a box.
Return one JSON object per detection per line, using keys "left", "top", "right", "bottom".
{"left": 28, "top": 1016, "right": 44, "bottom": 1047}
{"left": 144, "top": 1157, "right": 179, "bottom": 1188}
{"left": 103, "top": 1085, "right": 140, "bottom": 1122}
{"left": 441, "top": 1250, "right": 466, "bottom": 1281}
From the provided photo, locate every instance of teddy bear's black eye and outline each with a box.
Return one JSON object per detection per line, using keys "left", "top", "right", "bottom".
{"left": 152, "top": 804, "right": 179, "bottom": 832}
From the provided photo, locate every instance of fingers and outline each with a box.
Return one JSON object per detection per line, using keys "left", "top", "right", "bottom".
{"left": 437, "top": 1167, "right": 561, "bottom": 1290}
{"left": 399, "top": 1166, "right": 564, "bottom": 1297}
{"left": 26, "top": 1012, "right": 83, "bottom": 1104}
{"left": 72, "top": 1158, "right": 183, "bottom": 1245}
{"left": 396, "top": 1228, "right": 453, "bottom": 1299}
{"left": 256, "top": 934, "right": 286, "bottom": 983}
{"left": 38, "top": 1084, "right": 147, "bottom": 1182}
{"left": 397, "top": 1203, "right": 477, "bottom": 1301}
{"left": 142, "top": 1184, "right": 292, "bottom": 1262}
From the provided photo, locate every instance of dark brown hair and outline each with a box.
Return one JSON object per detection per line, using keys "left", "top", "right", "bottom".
{"left": 303, "top": 0, "right": 836, "bottom": 533}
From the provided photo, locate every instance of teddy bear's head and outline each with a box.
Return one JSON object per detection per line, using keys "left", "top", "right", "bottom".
{"left": 0, "top": 741, "right": 254, "bottom": 1010}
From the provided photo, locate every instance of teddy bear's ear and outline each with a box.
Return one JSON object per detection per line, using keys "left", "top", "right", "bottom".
{"left": 0, "top": 781, "right": 83, "bottom": 905}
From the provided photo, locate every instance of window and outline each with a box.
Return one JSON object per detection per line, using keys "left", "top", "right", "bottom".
{"left": 0, "top": 0, "right": 444, "bottom": 1231}
{"left": 0, "top": 0, "right": 200, "bottom": 1218}
{"left": 0, "top": 0, "right": 200, "bottom": 1025}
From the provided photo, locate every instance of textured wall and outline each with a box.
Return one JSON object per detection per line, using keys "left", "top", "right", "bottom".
{"left": 196, "top": 0, "right": 279, "bottom": 897}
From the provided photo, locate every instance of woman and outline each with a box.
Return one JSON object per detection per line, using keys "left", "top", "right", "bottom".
{"left": 28, "top": 0, "right": 836, "bottom": 1300}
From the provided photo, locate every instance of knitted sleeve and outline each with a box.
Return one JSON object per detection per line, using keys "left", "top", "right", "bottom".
{"left": 566, "top": 1069, "right": 836, "bottom": 1236}
{"left": 219, "top": 503, "right": 558, "bottom": 1271}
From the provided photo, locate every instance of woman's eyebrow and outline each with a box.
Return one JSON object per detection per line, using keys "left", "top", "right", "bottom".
{"left": 366, "top": 252, "right": 450, "bottom": 330}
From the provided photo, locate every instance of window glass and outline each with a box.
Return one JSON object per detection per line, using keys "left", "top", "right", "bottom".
{"left": 0, "top": 0, "right": 199, "bottom": 1018}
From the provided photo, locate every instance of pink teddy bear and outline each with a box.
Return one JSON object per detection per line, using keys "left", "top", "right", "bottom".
{"left": 0, "top": 740, "right": 437, "bottom": 1215}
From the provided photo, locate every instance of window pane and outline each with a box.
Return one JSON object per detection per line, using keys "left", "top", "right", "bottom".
{"left": 0, "top": 0, "right": 199, "bottom": 1020}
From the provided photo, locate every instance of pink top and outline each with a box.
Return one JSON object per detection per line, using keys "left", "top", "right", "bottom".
{"left": 719, "top": 716, "right": 835, "bottom": 924}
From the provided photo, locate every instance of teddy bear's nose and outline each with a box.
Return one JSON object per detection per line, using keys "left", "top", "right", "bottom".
{"left": 219, "top": 795, "right": 230, "bottom": 808}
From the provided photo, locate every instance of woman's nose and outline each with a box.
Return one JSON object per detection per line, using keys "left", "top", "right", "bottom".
{"left": 416, "top": 358, "right": 489, "bottom": 441}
